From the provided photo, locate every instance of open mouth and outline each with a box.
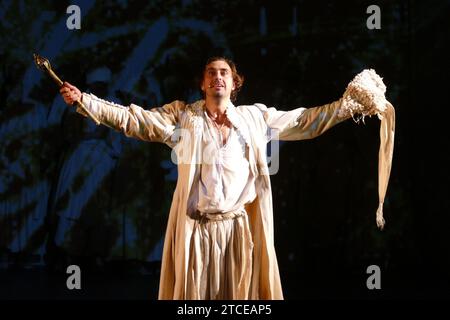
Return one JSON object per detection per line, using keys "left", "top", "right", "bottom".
{"left": 211, "top": 82, "right": 224, "bottom": 88}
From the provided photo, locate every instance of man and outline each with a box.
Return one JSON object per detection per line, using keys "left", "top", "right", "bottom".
{"left": 60, "top": 57, "right": 393, "bottom": 299}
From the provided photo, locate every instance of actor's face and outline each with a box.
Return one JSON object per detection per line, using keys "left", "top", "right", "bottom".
{"left": 201, "top": 60, "right": 235, "bottom": 101}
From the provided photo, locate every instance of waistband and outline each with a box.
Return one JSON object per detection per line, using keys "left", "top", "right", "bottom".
{"left": 192, "top": 207, "right": 247, "bottom": 222}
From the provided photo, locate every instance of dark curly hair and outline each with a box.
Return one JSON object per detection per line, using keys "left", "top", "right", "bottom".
{"left": 200, "top": 57, "right": 244, "bottom": 102}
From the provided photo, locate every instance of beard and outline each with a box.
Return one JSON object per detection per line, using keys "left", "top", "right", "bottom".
{"left": 207, "top": 86, "right": 229, "bottom": 100}
{"left": 212, "top": 90, "right": 225, "bottom": 98}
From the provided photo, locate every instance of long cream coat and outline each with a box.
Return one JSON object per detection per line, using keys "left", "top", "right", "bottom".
{"left": 79, "top": 93, "right": 349, "bottom": 299}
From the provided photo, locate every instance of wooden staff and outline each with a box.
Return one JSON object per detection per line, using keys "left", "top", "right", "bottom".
{"left": 33, "top": 53, "right": 101, "bottom": 125}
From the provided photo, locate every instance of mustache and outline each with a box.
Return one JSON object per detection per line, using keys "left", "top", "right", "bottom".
{"left": 208, "top": 80, "right": 225, "bottom": 88}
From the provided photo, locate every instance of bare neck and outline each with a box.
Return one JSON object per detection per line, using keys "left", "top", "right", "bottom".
{"left": 205, "top": 97, "right": 230, "bottom": 119}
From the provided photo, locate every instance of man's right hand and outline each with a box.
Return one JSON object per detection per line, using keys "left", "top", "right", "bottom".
{"left": 60, "top": 82, "right": 82, "bottom": 106}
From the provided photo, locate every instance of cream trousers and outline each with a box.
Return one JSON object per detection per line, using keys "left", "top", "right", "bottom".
{"left": 186, "top": 208, "right": 254, "bottom": 299}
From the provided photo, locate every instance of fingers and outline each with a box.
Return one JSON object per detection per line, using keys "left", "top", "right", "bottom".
{"left": 65, "top": 82, "right": 77, "bottom": 90}
{"left": 62, "top": 93, "right": 74, "bottom": 105}
{"left": 60, "top": 82, "right": 78, "bottom": 93}
{"left": 59, "top": 82, "right": 81, "bottom": 105}
{"left": 59, "top": 82, "right": 71, "bottom": 94}
{"left": 60, "top": 87, "right": 75, "bottom": 96}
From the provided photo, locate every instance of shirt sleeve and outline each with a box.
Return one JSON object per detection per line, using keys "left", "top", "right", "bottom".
{"left": 253, "top": 98, "right": 350, "bottom": 141}
{"left": 78, "top": 93, "right": 184, "bottom": 144}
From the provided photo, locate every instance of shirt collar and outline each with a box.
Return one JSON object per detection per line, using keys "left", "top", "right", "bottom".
{"left": 223, "top": 101, "right": 251, "bottom": 147}
{"left": 198, "top": 99, "right": 250, "bottom": 146}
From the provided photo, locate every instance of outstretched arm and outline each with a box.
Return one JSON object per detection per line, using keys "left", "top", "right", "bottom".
{"left": 59, "top": 82, "right": 183, "bottom": 145}
{"left": 255, "top": 69, "right": 390, "bottom": 142}
{"left": 254, "top": 98, "right": 349, "bottom": 141}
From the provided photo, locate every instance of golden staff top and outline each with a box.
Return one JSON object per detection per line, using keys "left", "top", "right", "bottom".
{"left": 33, "top": 53, "right": 101, "bottom": 125}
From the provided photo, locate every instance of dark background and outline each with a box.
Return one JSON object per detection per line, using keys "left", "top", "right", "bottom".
{"left": 1, "top": 0, "right": 449, "bottom": 300}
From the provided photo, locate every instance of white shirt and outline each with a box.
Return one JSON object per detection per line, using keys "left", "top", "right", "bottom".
{"left": 197, "top": 110, "right": 257, "bottom": 214}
